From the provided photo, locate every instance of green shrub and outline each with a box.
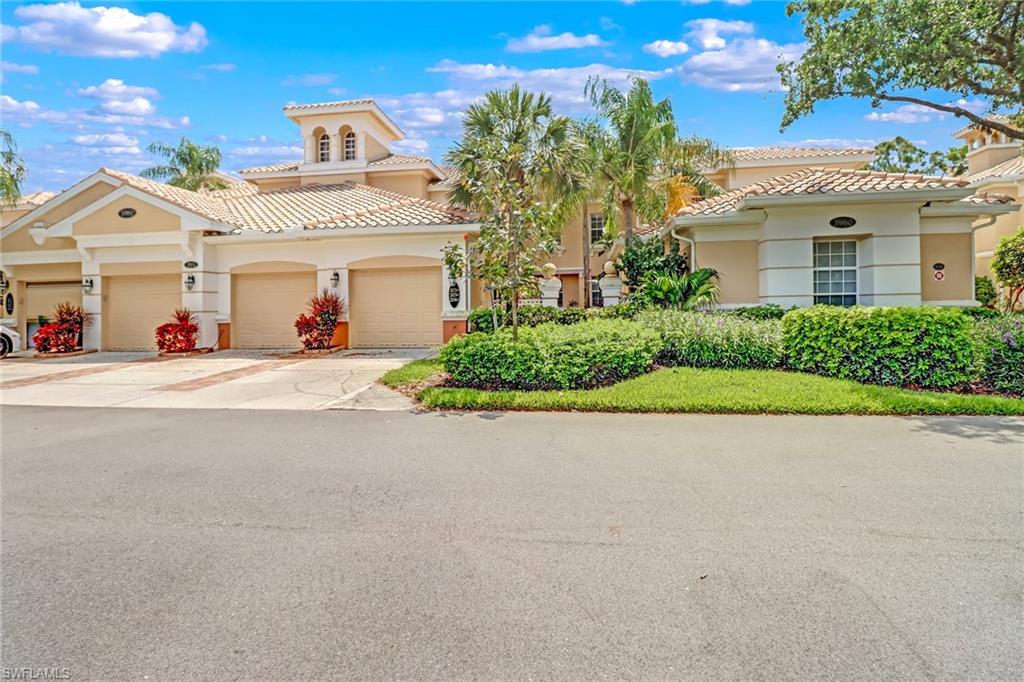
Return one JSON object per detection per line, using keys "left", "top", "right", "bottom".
{"left": 961, "top": 306, "right": 1000, "bottom": 320}
{"left": 639, "top": 310, "right": 783, "bottom": 369}
{"left": 974, "top": 275, "right": 998, "bottom": 308}
{"left": 440, "top": 319, "right": 662, "bottom": 390}
{"left": 782, "top": 306, "right": 974, "bottom": 388}
{"left": 726, "top": 304, "right": 793, "bottom": 321}
{"left": 972, "top": 316, "right": 1024, "bottom": 396}
{"left": 468, "top": 303, "right": 644, "bottom": 333}
{"left": 587, "top": 302, "right": 648, "bottom": 320}
{"left": 616, "top": 235, "right": 687, "bottom": 287}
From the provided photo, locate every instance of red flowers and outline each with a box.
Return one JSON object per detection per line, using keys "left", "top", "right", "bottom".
{"left": 295, "top": 289, "right": 346, "bottom": 350}
{"left": 32, "top": 303, "right": 87, "bottom": 353}
{"left": 155, "top": 309, "right": 198, "bottom": 353}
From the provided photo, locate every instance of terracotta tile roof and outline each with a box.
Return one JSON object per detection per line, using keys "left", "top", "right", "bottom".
{"left": 238, "top": 153, "right": 441, "bottom": 176}
{"left": 953, "top": 113, "right": 1015, "bottom": 136}
{"left": 728, "top": 146, "right": 875, "bottom": 162}
{"left": 678, "top": 168, "right": 1006, "bottom": 218}
{"left": 19, "top": 191, "right": 56, "bottom": 206}
{"left": 964, "top": 155, "right": 1024, "bottom": 184}
{"left": 97, "top": 168, "right": 473, "bottom": 233}
{"left": 429, "top": 165, "right": 459, "bottom": 189}
{"left": 237, "top": 161, "right": 301, "bottom": 175}
{"left": 281, "top": 98, "right": 404, "bottom": 135}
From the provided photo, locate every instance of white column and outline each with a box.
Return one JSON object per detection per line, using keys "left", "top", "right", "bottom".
{"left": 599, "top": 276, "right": 622, "bottom": 306}
{"left": 329, "top": 133, "right": 341, "bottom": 162}
{"left": 82, "top": 261, "right": 101, "bottom": 350}
{"left": 539, "top": 278, "right": 562, "bottom": 307}
{"left": 442, "top": 261, "right": 469, "bottom": 318}
{"left": 357, "top": 131, "right": 367, "bottom": 160}
{"left": 317, "top": 267, "right": 348, "bottom": 320}
{"left": 303, "top": 136, "right": 314, "bottom": 164}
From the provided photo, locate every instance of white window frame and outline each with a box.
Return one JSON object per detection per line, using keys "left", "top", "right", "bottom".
{"left": 589, "top": 214, "right": 605, "bottom": 244}
{"left": 343, "top": 131, "right": 356, "bottom": 160}
{"left": 813, "top": 240, "right": 858, "bottom": 306}
{"left": 318, "top": 134, "right": 330, "bottom": 162}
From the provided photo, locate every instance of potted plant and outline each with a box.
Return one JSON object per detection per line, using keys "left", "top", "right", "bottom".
{"left": 295, "top": 288, "right": 347, "bottom": 351}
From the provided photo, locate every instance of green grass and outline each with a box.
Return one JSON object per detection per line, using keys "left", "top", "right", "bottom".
{"left": 384, "top": 361, "right": 1024, "bottom": 415}
{"left": 379, "top": 358, "right": 444, "bottom": 388}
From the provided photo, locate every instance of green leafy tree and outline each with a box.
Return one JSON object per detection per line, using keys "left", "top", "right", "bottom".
{"left": 633, "top": 268, "right": 720, "bottom": 310}
{"left": 869, "top": 137, "right": 969, "bottom": 175}
{"left": 778, "top": 0, "right": 1024, "bottom": 141}
{"left": 974, "top": 275, "right": 998, "bottom": 308}
{"left": 991, "top": 226, "right": 1024, "bottom": 311}
{"left": 1, "top": 129, "right": 27, "bottom": 208}
{"left": 445, "top": 86, "right": 591, "bottom": 338}
{"left": 615, "top": 235, "right": 687, "bottom": 288}
{"left": 141, "top": 137, "right": 227, "bottom": 191}
{"left": 584, "top": 77, "right": 677, "bottom": 245}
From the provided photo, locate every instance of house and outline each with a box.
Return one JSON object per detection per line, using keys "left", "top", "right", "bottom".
{"left": 957, "top": 115, "right": 1023, "bottom": 279}
{"left": 664, "top": 168, "right": 1017, "bottom": 308}
{"left": 0, "top": 99, "right": 478, "bottom": 351}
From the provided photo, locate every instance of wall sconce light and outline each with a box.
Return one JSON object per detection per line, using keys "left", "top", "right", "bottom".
{"left": 184, "top": 274, "right": 196, "bottom": 292}
{"left": 0, "top": 274, "right": 8, "bottom": 294}
{"left": 82, "top": 277, "right": 94, "bottom": 294}
{"left": 330, "top": 271, "right": 340, "bottom": 288}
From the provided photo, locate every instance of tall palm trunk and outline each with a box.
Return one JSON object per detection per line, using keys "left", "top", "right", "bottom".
{"left": 582, "top": 209, "right": 591, "bottom": 307}
{"left": 622, "top": 198, "right": 635, "bottom": 246}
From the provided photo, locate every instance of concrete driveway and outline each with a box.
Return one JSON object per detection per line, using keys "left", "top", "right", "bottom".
{"left": 0, "top": 347, "right": 431, "bottom": 410}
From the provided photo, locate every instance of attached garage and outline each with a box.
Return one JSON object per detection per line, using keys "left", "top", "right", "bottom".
{"left": 232, "top": 270, "right": 316, "bottom": 348}
{"left": 103, "top": 274, "right": 181, "bottom": 350}
{"left": 349, "top": 267, "right": 442, "bottom": 347}
{"left": 25, "top": 282, "right": 82, "bottom": 347}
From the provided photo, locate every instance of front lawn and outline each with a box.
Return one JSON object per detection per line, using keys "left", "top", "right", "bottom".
{"left": 381, "top": 361, "right": 1024, "bottom": 416}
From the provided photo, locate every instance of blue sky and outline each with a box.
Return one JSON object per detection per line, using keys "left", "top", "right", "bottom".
{"left": 1, "top": 1, "right": 986, "bottom": 193}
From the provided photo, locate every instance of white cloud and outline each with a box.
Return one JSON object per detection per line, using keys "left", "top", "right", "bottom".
{"left": 77, "top": 78, "right": 158, "bottom": 100}
{"left": 643, "top": 40, "right": 690, "bottom": 58}
{"left": 506, "top": 25, "right": 606, "bottom": 53}
{"left": 204, "top": 63, "right": 235, "bottom": 72}
{"left": 1, "top": 60, "right": 39, "bottom": 74}
{"left": 1, "top": 93, "right": 188, "bottom": 129}
{"left": 599, "top": 17, "right": 621, "bottom": 31}
{"left": 864, "top": 99, "right": 986, "bottom": 124}
{"left": 680, "top": 38, "right": 804, "bottom": 92}
{"left": 684, "top": 18, "right": 754, "bottom": 50}
{"left": 281, "top": 73, "right": 337, "bottom": 87}
{"left": 4, "top": 2, "right": 207, "bottom": 58}
{"left": 72, "top": 132, "right": 138, "bottom": 147}
{"left": 392, "top": 138, "right": 430, "bottom": 154}
{"left": 327, "top": 87, "right": 347, "bottom": 97}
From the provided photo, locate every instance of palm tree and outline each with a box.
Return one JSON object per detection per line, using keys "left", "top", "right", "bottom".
{"left": 655, "top": 136, "right": 734, "bottom": 222}
{"left": 584, "top": 77, "right": 676, "bottom": 246}
{"left": 446, "top": 85, "right": 592, "bottom": 337}
{"left": 1, "top": 129, "right": 27, "bottom": 208}
{"left": 141, "top": 138, "right": 227, "bottom": 191}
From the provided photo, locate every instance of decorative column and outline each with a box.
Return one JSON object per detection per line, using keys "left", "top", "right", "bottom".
{"left": 357, "top": 131, "right": 367, "bottom": 160}
{"left": 317, "top": 267, "right": 348, "bottom": 348}
{"left": 303, "top": 136, "right": 314, "bottom": 164}
{"left": 442, "top": 248, "right": 470, "bottom": 342}
{"left": 329, "top": 133, "right": 341, "bottom": 162}
{"left": 81, "top": 260, "right": 102, "bottom": 350}
{"left": 181, "top": 240, "right": 218, "bottom": 349}
{"left": 538, "top": 263, "right": 561, "bottom": 307}
{"left": 598, "top": 261, "right": 622, "bottom": 307}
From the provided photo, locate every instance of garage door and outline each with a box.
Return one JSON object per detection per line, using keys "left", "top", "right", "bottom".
{"left": 26, "top": 282, "right": 82, "bottom": 347}
{"left": 104, "top": 275, "right": 180, "bottom": 350}
{"left": 232, "top": 271, "right": 315, "bottom": 348}
{"left": 349, "top": 267, "right": 441, "bottom": 347}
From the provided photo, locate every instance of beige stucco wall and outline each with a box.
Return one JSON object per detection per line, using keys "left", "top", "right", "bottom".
{"left": 0, "top": 207, "right": 31, "bottom": 228}
{"left": 365, "top": 172, "right": 428, "bottom": 199}
{"left": 974, "top": 182, "right": 1022, "bottom": 278}
{"left": 696, "top": 240, "right": 759, "bottom": 305}
{"left": 1, "top": 226, "right": 76, "bottom": 252}
{"left": 920, "top": 233, "right": 973, "bottom": 302}
{"left": 74, "top": 195, "right": 180, "bottom": 235}
{"left": 966, "top": 144, "right": 1020, "bottom": 175}
{"left": 248, "top": 178, "right": 301, "bottom": 192}
{"left": 28, "top": 182, "right": 117, "bottom": 228}
{"left": 299, "top": 172, "right": 367, "bottom": 186}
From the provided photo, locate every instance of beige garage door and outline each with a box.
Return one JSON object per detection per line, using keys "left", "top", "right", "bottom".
{"left": 26, "top": 282, "right": 82, "bottom": 347}
{"left": 349, "top": 267, "right": 441, "bottom": 347}
{"left": 104, "top": 275, "right": 181, "bottom": 350}
{"left": 232, "top": 271, "right": 315, "bottom": 348}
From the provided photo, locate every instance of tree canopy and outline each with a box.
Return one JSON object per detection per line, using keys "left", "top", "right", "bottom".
{"left": 778, "top": 0, "right": 1024, "bottom": 141}
{"left": 1, "top": 129, "right": 27, "bottom": 208}
{"left": 868, "top": 137, "right": 968, "bottom": 176}
{"left": 141, "top": 138, "right": 228, "bottom": 191}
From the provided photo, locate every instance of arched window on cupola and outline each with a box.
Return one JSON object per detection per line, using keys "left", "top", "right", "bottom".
{"left": 344, "top": 131, "right": 356, "bottom": 160}
{"left": 318, "top": 133, "right": 330, "bottom": 162}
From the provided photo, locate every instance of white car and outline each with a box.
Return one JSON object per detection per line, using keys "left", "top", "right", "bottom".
{"left": 0, "top": 325, "right": 22, "bottom": 358}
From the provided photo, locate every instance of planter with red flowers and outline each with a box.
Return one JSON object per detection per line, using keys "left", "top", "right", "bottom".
{"left": 32, "top": 303, "right": 92, "bottom": 357}
{"left": 294, "top": 288, "right": 348, "bottom": 354}
{"left": 155, "top": 308, "right": 211, "bottom": 356}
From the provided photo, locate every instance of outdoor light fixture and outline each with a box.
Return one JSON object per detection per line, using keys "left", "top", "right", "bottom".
{"left": 185, "top": 274, "right": 196, "bottom": 291}
{"left": 330, "top": 271, "right": 340, "bottom": 288}
{"left": 0, "top": 274, "right": 8, "bottom": 294}
{"left": 82, "top": 277, "right": 94, "bottom": 294}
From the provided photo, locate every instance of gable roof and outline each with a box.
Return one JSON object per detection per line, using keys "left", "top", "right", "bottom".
{"left": 727, "top": 146, "right": 875, "bottom": 163}
{"left": 13, "top": 168, "right": 476, "bottom": 237}
{"left": 676, "top": 168, "right": 1012, "bottom": 221}
{"left": 282, "top": 98, "right": 404, "bottom": 137}
{"left": 953, "top": 113, "right": 1015, "bottom": 137}
{"left": 963, "top": 155, "right": 1024, "bottom": 185}
{"left": 237, "top": 153, "right": 444, "bottom": 178}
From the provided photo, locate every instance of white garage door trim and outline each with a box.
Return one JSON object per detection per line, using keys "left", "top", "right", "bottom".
{"left": 349, "top": 266, "right": 442, "bottom": 348}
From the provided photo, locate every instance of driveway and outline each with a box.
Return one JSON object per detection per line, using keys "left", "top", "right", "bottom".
{"left": 0, "top": 347, "right": 431, "bottom": 410}
{"left": 2, "top": 407, "right": 1022, "bottom": 679}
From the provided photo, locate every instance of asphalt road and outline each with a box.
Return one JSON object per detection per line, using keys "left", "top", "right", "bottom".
{"left": 2, "top": 406, "right": 1022, "bottom": 680}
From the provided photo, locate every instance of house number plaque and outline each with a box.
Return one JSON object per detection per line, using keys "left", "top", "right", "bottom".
{"left": 448, "top": 282, "right": 461, "bottom": 308}
{"left": 829, "top": 216, "right": 856, "bottom": 228}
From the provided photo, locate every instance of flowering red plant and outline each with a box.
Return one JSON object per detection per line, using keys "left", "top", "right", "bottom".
{"left": 295, "top": 288, "right": 346, "bottom": 350}
{"left": 155, "top": 308, "right": 199, "bottom": 353}
{"left": 32, "top": 302, "right": 87, "bottom": 353}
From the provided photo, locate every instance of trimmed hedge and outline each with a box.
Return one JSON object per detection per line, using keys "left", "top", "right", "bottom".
{"left": 782, "top": 306, "right": 974, "bottom": 388}
{"left": 725, "top": 304, "right": 792, "bottom": 321}
{"left": 441, "top": 319, "right": 661, "bottom": 390}
{"left": 468, "top": 303, "right": 644, "bottom": 333}
{"left": 972, "top": 316, "right": 1024, "bottom": 396}
{"left": 639, "top": 310, "right": 783, "bottom": 369}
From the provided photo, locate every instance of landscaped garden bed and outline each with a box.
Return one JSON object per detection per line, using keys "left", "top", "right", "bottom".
{"left": 382, "top": 305, "right": 1024, "bottom": 416}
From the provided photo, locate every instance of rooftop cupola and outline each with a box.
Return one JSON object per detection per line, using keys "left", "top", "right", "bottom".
{"left": 283, "top": 99, "right": 405, "bottom": 167}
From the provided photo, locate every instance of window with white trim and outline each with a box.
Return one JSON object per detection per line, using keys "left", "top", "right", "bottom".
{"left": 589, "top": 214, "right": 605, "bottom": 244}
{"left": 344, "top": 131, "right": 356, "bottom": 160}
{"left": 318, "top": 133, "right": 330, "bottom": 162}
{"left": 813, "top": 240, "right": 857, "bottom": 306}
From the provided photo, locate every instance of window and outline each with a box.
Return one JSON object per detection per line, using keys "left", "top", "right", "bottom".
{"left": 591, "top": 278, "right": 604, "bottom": 307}
{"left": 343, "top": 131, "right": 356, "bottom": 160}
{"left": 813, "top": 240, "right": 857, "bottom": 306}
{"left": 589, "top": 214, "right": 605, "bottom": 244}
{"left": 318, "top": 133, "right": 330, "bottom": 162}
